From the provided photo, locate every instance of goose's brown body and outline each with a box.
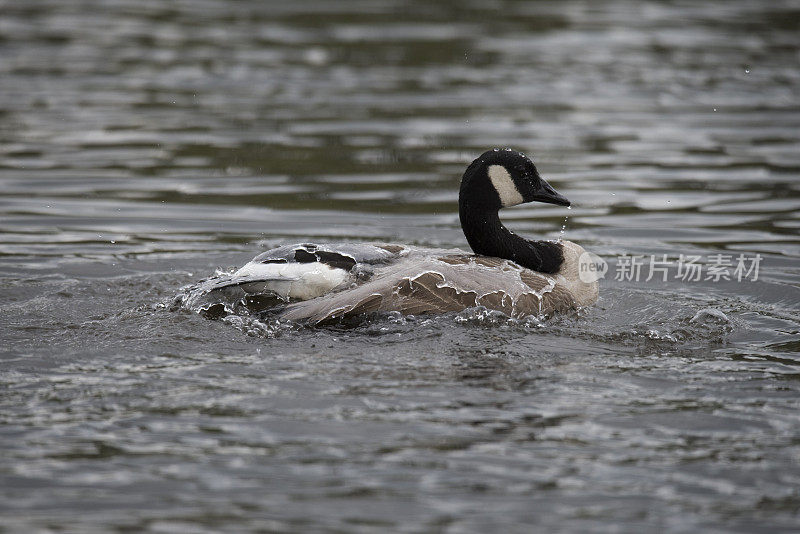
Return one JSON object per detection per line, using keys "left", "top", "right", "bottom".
{"left": 280, "top": 241, "right": 598, "bottom": 324}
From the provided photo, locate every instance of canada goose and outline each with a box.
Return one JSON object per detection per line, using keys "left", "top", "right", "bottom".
{"left": 196, "top": 148, "right": 598, "bottom": 323}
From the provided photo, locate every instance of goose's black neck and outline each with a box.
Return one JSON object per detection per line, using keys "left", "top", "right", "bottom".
{"left": 459, "top": 207, "right": 564, "bottom": 274}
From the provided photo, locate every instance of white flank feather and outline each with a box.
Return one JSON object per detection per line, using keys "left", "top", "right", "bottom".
{"left": 232, "top": 262, "right": 350, "bottom": 300}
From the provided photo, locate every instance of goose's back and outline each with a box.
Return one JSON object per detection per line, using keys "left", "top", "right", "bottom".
{"left": 281, "top": 242, "right": 596, "bottom": 324}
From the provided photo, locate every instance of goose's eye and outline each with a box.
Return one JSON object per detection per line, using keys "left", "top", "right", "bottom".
{"left": 512, "top": 163, "right": 527, "bottom": 176}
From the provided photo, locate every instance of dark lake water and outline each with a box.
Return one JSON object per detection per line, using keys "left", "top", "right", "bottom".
{"left": 2, "top": 0, "right": 800, "bottom": 531}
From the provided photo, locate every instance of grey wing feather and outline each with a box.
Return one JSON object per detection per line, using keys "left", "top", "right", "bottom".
{"left": 280, "top": 255, "right": 573, "bottom": 324}
{"left": 250, "top": 242, "right": 401, "bottom": 265}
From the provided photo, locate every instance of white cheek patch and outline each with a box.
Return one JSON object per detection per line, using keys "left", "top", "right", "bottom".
{"left": 487, "top": 165, "right": 524, "bottom": 207}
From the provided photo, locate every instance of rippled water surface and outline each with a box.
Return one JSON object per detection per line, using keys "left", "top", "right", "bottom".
{"left": 2, "top": 0, "right": 800, "bottom": 531}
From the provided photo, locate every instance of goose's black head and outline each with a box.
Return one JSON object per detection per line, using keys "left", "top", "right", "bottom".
{"left": 459, "top": 148, "right": 570, "bottom": 213}
{"left": 458, "top": 148, "right": 570, "bottom": 273}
